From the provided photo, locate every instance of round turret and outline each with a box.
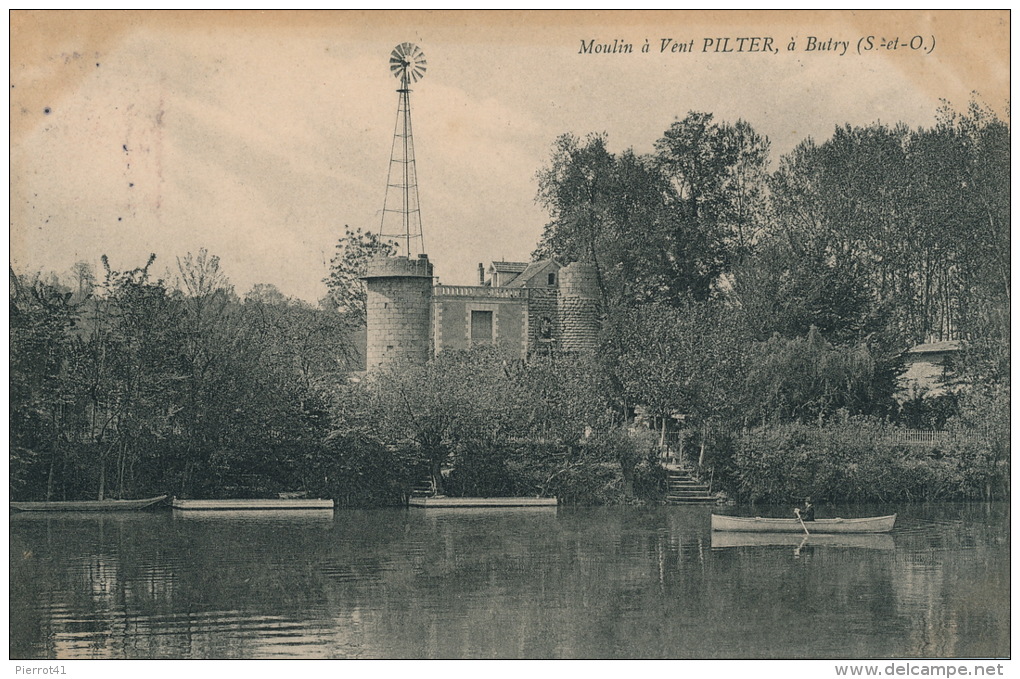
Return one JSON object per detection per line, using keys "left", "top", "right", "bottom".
{"left": 557, "top": 262, "right": 600, "bottom": 353}
{"left": 361, "top": 254, "right": 434, "bottom": 369}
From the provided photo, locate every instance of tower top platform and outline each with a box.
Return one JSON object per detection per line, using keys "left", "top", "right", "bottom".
{"left": 361, "top": 254, "right": 434, "bottom": 280}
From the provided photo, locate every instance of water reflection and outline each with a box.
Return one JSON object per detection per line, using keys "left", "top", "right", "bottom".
{"left": 711, "top": 532, "right": 895, "bottom": 550}
{"left": 9, "top": 503, "right": 1009, "bottom": 659}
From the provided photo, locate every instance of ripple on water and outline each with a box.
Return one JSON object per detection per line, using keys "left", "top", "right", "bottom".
{"left": 10, "top": 502, "right": 1010, "bottom": 659}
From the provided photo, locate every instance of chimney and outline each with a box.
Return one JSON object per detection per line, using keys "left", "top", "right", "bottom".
{"left": 478, "top": 263, "right": 485, "bottom": 285}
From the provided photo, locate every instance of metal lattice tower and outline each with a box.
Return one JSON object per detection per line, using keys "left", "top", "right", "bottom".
{"left": 380, "top": 42, "right": 427, "bottom": 258}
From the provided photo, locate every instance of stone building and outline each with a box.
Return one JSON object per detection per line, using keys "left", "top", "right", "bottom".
{"left": 362, "top": 254, "right": 600, "bottom": 370}
{"left": 897, "top": 339, "right": 966, "bottom": 400}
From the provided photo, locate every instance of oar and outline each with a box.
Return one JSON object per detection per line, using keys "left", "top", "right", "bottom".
{"left": 794, "top": 508, "right": 811, "bottom": 536}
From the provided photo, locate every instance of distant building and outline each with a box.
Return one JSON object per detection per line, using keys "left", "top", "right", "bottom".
{"left": 362, "top": 255, "right": 600, "bottom": 369}
{"left": 897, "top": 339, "right": 966, "bottom": 400}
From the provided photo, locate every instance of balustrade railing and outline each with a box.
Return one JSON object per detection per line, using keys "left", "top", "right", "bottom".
{"left": 433, "top": 285, "right": 526, "bottom": 298}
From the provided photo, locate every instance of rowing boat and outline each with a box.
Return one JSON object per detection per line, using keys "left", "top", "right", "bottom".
{"left": 9, "top": 494, "right": 168, "bottom": 512}
{"left": 711, "top": 513, "right": 896, "bottom": 533}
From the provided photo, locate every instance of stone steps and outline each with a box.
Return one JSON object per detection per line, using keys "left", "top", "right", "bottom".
{"left": 665, "top": 470, "right": 716, "bottom": 504}
{"left": 410, "top": 479, "right": 436, "bottom": 498}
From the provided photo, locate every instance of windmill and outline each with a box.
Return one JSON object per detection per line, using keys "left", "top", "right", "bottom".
{"left": 380, "top": 42, "right": 428, "bottom": 258}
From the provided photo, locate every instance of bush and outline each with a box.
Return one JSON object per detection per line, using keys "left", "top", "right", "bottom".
{"left": 320, "top": 434, "right": 425, "bottom": 508}
{"left": 546, "top": 461, "right": 626, "bottom": 505}
{"left": 445, "top": 442, "right": 516, "bottom": 497}
{"left": 730, "top": 419, "right": 1007, "bottom": 503}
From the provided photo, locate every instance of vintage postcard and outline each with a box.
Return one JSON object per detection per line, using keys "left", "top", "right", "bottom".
{"left": 9, "top": 10, "right": 1010, "bottom": 670}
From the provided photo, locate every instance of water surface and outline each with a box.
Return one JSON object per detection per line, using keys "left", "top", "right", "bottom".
{"left": 9, "top": 503, "right": 1009, "bottom": 659}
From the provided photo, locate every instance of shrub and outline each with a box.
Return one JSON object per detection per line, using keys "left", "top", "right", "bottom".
{"left": 730, "top": 419, "right": 1007, "bottom": 503}
{"left": 321, "top": 434, "right": 425, "bottom": 508}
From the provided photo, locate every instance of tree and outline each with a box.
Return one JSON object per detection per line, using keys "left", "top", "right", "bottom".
{"left": 603, "top": 300, "right": 747, "bottom": 467}
{"left": 534, "top": 133, "right": 619, "bottom": 307}
{"left": 11, "top": 251, "right": 356, "bottom": 502}
{"left": 729, "top": 235, "right": 880, "bottom": 344}
{"left": 929, "top": 99, "right": 1010, "bottom": 337}
{"left": 654, "top": 112, "right": 771, "bottom": 268}
{"left": 64, "top": 254, "right": 185, "bottom": 500}
{"left": 324, "top": 226, "right": 397, "bottom": 325}
{"left": 331, "top": 348, "right": 499, "bottom": 495}
{"left": 743, "top": 327, "right": 895, "bottom": 425}
{"left": 755, "top": 103, "right": 1009, "bottom": 347}
{"left": 9, "top": 267, "right": 83, "bottom": 499}
{"left": 176, "top": 248, "right": 232, "bottom": 298}
{"left": 535, "top": 116, "right": 771, "bottom": 311}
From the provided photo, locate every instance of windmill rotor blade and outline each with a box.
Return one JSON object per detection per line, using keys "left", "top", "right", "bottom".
{"left": 389, "top": 43, "right": 425, "bottom": 82}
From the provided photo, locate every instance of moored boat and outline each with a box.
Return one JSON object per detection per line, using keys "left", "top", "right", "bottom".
{"left": 711, "top": 513, "right": 896, "bottom": 533}
{"left": 171, "top": 498, "right": 334, "bottom": 510}
{"left": 408, "top": 496, "right": 557, "bottom": 508}
{"left": 172, "top": 508, "right": 334, "bottom": 521}
{"left": 10, "top": 494, "right": 168, "bottom": 512}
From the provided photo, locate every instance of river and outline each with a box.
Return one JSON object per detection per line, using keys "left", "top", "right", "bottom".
{"left": 9, "top": 502, "right": 1009, "bottom": 659}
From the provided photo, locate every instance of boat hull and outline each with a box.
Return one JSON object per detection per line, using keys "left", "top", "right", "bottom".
{"left": 171, "top": 498, "right": 334, "bottom": 510}
{"left": 408, "top": 497, "right": 557, "bottom": 508}
{"left": 172, "top": 509, "right": 335, "bottom": 521}
{"left": 711, "top": 513, "right": 896, "bottom": 533}
{"left": 9, "top": 495, "right": 168, "bottom": 512}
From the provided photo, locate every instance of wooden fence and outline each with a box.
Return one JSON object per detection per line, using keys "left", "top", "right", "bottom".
{"left": 888, "top": 429, "right": 951, "bottom": 445}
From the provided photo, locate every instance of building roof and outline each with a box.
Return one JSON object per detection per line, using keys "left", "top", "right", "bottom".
{"left": 489, "top": 261, "right": 529, "bottom": 274}
{"left": 504, "top": 259, "right": 560, "bottom": 288}
{"left": 905, "top": 340, "right": 965, "bottom": 355}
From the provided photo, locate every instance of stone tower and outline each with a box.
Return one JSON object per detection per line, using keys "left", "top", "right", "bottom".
{"left": 362, "top": 254, "right": 434, "bottom": 369}
{"left": 557, "top": 261, "right": 600, "bottom": 353}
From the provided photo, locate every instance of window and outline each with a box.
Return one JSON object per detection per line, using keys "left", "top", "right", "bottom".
{"left": 538, "top": 316, "right": 553, "bottom": 340}
{"left": 470, "top": 310, "right": 493, "bottom": 344}
{"left": 547, "top": 272, "right": 556, "bottom": 286}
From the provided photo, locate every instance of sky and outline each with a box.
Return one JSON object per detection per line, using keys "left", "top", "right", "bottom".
{"left": 9, "top": 10, "right": 1010, "bottom": 303}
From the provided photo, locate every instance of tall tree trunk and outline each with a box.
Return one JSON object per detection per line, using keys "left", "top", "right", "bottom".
{"left": 97, "top": 447, "right": 106, "bottom": 501}
{"left": 698, "top": 422, "right": 707, "bottom": 468}
{"left": 117, "top": 441, "right": 126, "bottom": 499}
{"left": 46, "top": 412, "right": 58, "bottom": 501}
{"left": 430, "top": 456, "right": 445, "bottom": 496}
{"left": 621, "top": 462, "right": 635, "bottom": 499}
{"left": 46, "top": 454, "right": 56, "bottom": 502}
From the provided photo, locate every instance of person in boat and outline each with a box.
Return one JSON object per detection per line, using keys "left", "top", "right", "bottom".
{"left": 794, "top": 497, "right": 815, "bottom": 522}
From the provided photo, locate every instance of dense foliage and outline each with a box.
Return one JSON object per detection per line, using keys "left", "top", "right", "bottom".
{"left": 731, "top": 419, "right": 1007, "bottom": 503}
{"left": 533, "top": 100, "right": 1009, "bottom": 501}
{"left": 327, "top": 347, "right": 662, "bottom": 505}
{"left": 10, "top": 253, "right": 354, "bottom": 501}
{"left": 10, "top": 100, "right": 1009, "bottom": 505}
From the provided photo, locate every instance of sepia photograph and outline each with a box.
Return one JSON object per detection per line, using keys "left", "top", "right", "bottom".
{"left": 8, "top": 10, "right": 1010, "bottom": 666}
